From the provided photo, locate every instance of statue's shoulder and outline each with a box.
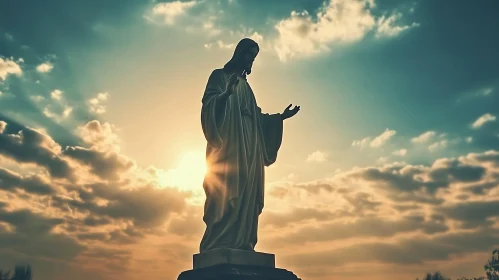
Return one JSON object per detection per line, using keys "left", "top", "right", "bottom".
{"left": 209, "top": 68, "right": 227, "bottom": 79}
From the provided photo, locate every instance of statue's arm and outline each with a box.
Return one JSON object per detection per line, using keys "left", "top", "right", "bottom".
{"left": 201, "top": 70, "right": 231, "bottom": 148}
{"left": 257, "top": 106, "right": 282, "bottom": 119}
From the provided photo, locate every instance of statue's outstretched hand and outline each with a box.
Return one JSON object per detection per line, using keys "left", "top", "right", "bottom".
{"left": 281, "top": 104, "right": 300, "bottom": 120}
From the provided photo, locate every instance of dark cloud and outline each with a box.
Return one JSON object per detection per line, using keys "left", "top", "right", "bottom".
{"left": 342, "top": 192, "right": 382, "bottom": 215}
{"left": 437, "top": 200, "right": 499, "bottom": 229}
{"left": 53, "top": 183, "right": 188, "bottom": 229}
{"left": 77, "top": 247, "right": 132, "bottom": 275}
{"left": 261, "top": 207, "right": 351, "bottom": 229}
{"left": 429, "top": 158, "right": 486, "bottom": 185}
{"left": 269, "top": 181, "right": 338, "bottom": 198}
{"left": 282, "top": 229, "right": 499, "bottom": 268}
{"left": 167, "top": 211, "right": 205, "bottom": 238}
{"left": 63, "top": 146, "right": 134, "bottom": 181}
{"left": 472, "top": 151, "right": 499, "bottom": 166}
{"left": 0, "top": 205, "right": 85, "bottom": 260}
{"left": 82, "top": 215, "right": 113, "bottom": 227}
{"left": 0, "top": 125, "right": 74, "bottom": 179}
{"left": 0, "top": 168, "right": 57, "bottom": 195}
{"left": 269, "top": 215, "right": 449, "bottom": 246}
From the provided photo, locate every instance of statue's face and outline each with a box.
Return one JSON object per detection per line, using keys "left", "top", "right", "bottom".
{"left": 243, "top": 47, "right": 258, "bottom": 72}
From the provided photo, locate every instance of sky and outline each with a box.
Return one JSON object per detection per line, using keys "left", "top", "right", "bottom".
{"left": 1, "top": 0, "right": 499, "bottom": 279}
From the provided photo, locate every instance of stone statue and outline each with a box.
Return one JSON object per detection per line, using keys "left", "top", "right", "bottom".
{"left": 199, "top": 38, "right": 300, "bottom": 253}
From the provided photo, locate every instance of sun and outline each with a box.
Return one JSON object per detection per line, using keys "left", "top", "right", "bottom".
{"left": 158, "top": 150, "right": 207, "bottom": 192}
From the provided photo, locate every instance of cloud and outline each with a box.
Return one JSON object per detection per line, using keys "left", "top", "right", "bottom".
{"left": 471, "top": 113, "right": 496, "bottom": 129}
{"left": 306, "top": 150, "right": 328, "bottom": 162}
{"left": 151, "top": 1, "right": 198, "bottom": 25}
{"left": 43, "top": 106, "right": 73, "bottom": 123}
{"left": 0, "top": 119, "right": 196, "bottom": 278}
{"left": 216, "top": 40, "right": 235, "bottom": 49}
{"left": 371, "top": 129, "right": 397, "bottom": 147}
{"left": 272, "top": 0, "right": 419, "bottom": 61}
{"left": 0, "top": 57, "right": 22, "bottom": 81}
{"left": 282, "top": 229, "right": 499, "bottom": 269}
{"left": 482, "top": 87, "right": 494, "bottom": 96}
{"left": 429, "top": 139, "right": 448, "bottom": 152}
{"left": 271, "top": 215, "right": 449, "bottom": 246}
{"left": 75, "top": 120, "right": 121, "bottom": 152}
{"left": 0, "top": 121, "right": 6, "bottom": 134}
{"left": 353, "top": 128, "right": 396, "bottom": 148}
{"left": 63, "top": 146, "right": 134, "bottom": 181}
{"left": 36, "top": 62, "right": 54, "bottom": 73}
{"left": 51, "top": 89, "right": 63, "bottom": 100}
{"left": 2, "top": 116, "right": 499, "bottom": 279}
{"left": 392, "top": 149, "right": 407, "bottom": 156}
{"left": 0, "top": 125, "right": 74, "bottom": 179}
{"left": 411, "top": 131, "right": 436, "bottom": 144}
{"left": 0, "top": 204, "right": 86, "bottom": 261}
{"left": 352, "top": 136, "right": 371, "bottom": 148}
{"left": 259, "top": 150, "right": 499, "bottom": 279}
{"left": 261, "top": 207, "right": 346, "bottom": 229}
{"left": 0, "top": 168, "right": 58, "bottom": 195}
{"left": 375, "top": 12, "right": 420, "bottom": 38}
{"left": 88, "top": 92, "right": 109, "bottom": 115}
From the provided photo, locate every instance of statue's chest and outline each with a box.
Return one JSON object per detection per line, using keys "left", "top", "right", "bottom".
{"left": 237, "top": 81, "right": 255, "bottom": 116}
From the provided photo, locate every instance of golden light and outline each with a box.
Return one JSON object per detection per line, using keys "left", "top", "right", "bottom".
{"left": 158, "top": 150, "right": 207, "bottom": 192}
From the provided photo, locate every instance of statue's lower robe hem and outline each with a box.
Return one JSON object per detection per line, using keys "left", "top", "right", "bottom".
{"left": 177, "top": 264, "right": 301, "bottom": 280}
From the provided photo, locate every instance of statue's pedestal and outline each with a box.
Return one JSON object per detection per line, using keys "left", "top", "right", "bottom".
{"left": 177, "top": 249, "right": 300, "bottom": 280}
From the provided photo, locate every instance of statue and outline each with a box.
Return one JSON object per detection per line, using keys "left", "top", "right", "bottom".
{"left": 199, "top": 38, "right": 300, "bottom": 253}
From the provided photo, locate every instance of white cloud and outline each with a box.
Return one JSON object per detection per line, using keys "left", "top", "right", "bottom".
{"left": 249, "top": 31, "right": 264, "bottom": 43}
{"left": 30, "top": 95, "right": 45, "bottom": 102}
{"left": 352, "top": 136, "right": 371, "bottom": 149}
{"left": 76, "top": 120, "right": 121, "bottom": 153}
{"left": 370, "top": 129, "right": 397, "bottom": 148}
{"left": 62, "top": 107, "right": 73, "bottom": 118}
{"left": 471, "top": 113, "right": 496, "bottom": 129}
{"left": 428, "top": 140, "right": 448, "bottom": 152}
{"left": 466, "top": 137, "right": 473, "bottom": 143}
{"left": 43, "top": 106, "right": 73, "bottom": 122}
{"left": 306, "top": 150, "right": 328, "bottom": 163}
{"left": 4, "top": 33, "right": 14, "bottom": 41}
{"left": 376, "top": 156, "right": 388, "bottom": 163}
{"left": 151, "top": 1, "right": 197, "bottom": 25}
{"left": 392, "top": 149, "right": 407, "bottom": 156}
{"left": 0, "top": 121, "right": 6, "bottom": 134}
{"left": 411, "top": 131, "right": 436, "bottom": 144}
{"left": 216, "top": 40, "right": 235, "bottom": 49}
{"left": 0, "top": 57, "right": 22, "bottom": 81}
{"left": 353, "top": 129, "right": 396, "bottom": 149}
{"left": 36, "top": 62, "right": 54, "bottom": 73}
{"left": 88, "top": 92, "right": 109, "bottom": 115}
{"left": 375, "top": 12, "right": 420, "bottom": 38}
{"left": 51, "top": 89, "right": 63, "bottom": 101}
{"left": 482, "top": 88, "right": 493, "bottom": 96}
{"left": 272, "top": 0, "right": 418, "bottom": 61}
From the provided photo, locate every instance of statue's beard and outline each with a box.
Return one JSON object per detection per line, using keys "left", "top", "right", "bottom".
{"left": 235, "top": 59, "right": 252, "bottom": 75}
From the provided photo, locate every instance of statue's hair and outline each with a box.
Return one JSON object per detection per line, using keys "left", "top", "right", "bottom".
{"left": 223, "top": 38, "right": 259, "bottom": 77}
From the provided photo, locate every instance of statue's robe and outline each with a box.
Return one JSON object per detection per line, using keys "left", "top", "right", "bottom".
{"left": 200, "top": 68, "right": 283, "bottom": 252}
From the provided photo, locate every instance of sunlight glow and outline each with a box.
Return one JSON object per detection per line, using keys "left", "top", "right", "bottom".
{"left": 158, "top": 150, "right": 207, "bottom": 192}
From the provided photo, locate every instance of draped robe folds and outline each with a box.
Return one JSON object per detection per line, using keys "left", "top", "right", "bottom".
{"left": 200, "top": 69, "right": 283, "bottom": 252}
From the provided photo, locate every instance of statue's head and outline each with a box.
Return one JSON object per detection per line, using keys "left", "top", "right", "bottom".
{"left": 224, "top": 38, "right": 259, "bottom": 76}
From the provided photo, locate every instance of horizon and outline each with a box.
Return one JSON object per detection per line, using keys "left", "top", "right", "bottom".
{"left": 1, "top": 0, "right": 499, "bottom": 279}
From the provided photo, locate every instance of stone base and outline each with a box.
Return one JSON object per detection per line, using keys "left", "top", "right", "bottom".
{"left": 177, "top": 264, "right": 301, "bottom": 280}
{"left": 193, "top": 248, "right": 275, "bottom": 269}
